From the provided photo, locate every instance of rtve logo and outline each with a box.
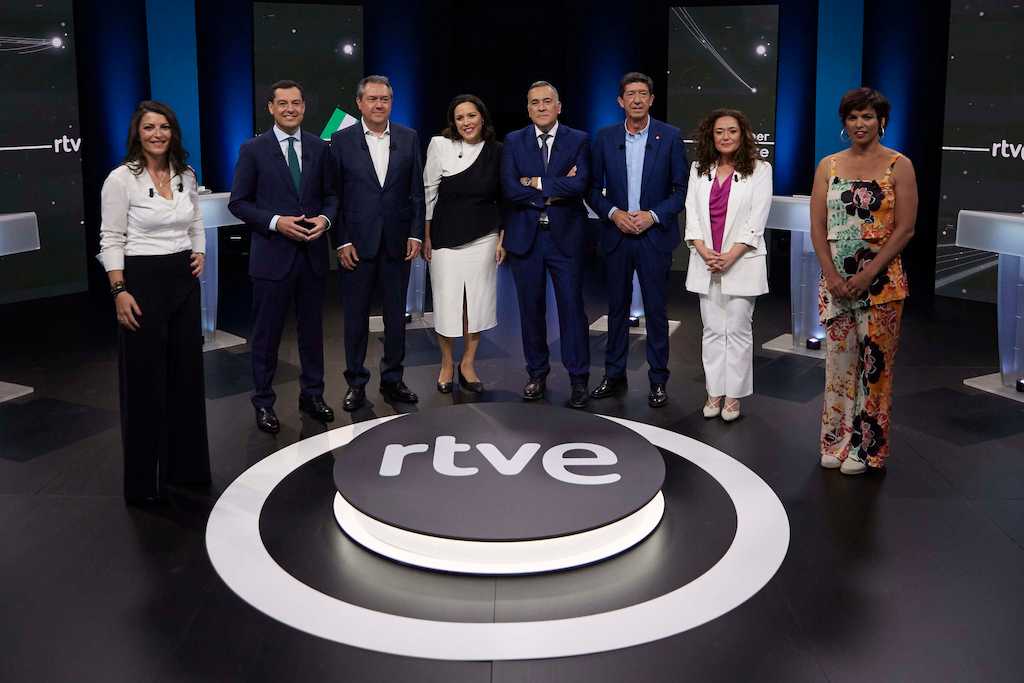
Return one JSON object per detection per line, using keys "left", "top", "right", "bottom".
{"left": 992, "top": 140, "right": 1024, "bottom": 159}
{"left": 378, "top": 437, "right": 622, "bottom": 486}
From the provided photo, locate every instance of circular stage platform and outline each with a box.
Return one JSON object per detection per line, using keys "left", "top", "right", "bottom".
{"left": 332, "top": 403, "right": 666, "bottom": 574}
{"left": 206, "top": 410, "right": 790, "bottom": 660}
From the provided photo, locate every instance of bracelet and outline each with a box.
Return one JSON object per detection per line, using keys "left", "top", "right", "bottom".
{"left": 110, "top": 281, "right": 128, "bottom": 298}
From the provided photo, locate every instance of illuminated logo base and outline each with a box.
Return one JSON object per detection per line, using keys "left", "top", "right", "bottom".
{"left": 333, "top": 490, "right": 665, "bottom": 574}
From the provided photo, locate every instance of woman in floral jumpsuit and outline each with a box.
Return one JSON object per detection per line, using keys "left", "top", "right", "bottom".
{"left": 809, "top": 88, "right": 918, "bottom": 475}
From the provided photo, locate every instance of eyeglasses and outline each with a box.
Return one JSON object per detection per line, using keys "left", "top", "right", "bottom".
{"left": 622, "top": 90, "right": 651, "bottom": 101}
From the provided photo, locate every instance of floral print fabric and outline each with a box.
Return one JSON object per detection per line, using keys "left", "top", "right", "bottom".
{"left": 820, "top": 301, "right": 903, "bottom": 468}
{"left": 818, "top": 153, "right": 908, "bottom": 468}
{"left": 818, "top": 154, "right": 909, "bottom": 324}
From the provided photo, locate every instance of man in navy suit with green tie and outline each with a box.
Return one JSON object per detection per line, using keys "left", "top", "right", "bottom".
{"left": 229, "top": 80, "right": 338, "bottom": 433}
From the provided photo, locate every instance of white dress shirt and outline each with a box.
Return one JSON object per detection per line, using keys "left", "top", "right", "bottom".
{"left": 97, "top": 164, "right": 205, "bottom": 272}
{"left": 423, "top": 135, "right": 485, "bottom": 221}
{"left": 339, "top": 119, "right": 420, "bottom": 249}
{"left": 533, "top": 121, "right": 559, "bottom": 192}
{"left": 363, "top": 118, "right": 391, "bottom": 186}
{"left": 268, "top": 125, "right": 331, "bottom": 232}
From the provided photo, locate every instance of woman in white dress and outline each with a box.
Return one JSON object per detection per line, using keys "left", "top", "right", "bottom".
{"left": 423, "top": 94, "right": 505, "bottom": 393}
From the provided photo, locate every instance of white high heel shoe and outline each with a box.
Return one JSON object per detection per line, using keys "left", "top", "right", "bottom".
{"left": 721, "top": 399, "right": 741, "bottom": 422}
{"left": 702, "top": 397, "right": 722, "bottom": 418}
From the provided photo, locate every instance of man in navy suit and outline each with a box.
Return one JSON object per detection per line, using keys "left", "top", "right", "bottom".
{"left": 229, "top": 80, "right": 338, "bottom": 433}
{"left": 502, "top": 81, "right": 592, "bottom": 408}
{"left": 588, "top": 72, "right": 687, "bottom": 408}
{"left": 330, "top": 75, "right": 424, "bottom": 412}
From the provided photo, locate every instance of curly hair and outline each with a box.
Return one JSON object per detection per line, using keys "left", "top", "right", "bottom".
{"left": 694, "top": 108, "right": 758, "bottom": 178}
{"left": 122, "top": 100, "right": 191, "bottom": 178}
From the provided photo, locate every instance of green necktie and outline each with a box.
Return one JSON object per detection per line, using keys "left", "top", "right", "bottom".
{"left": 286, "top": 137, "right": 301, "bottom": 192}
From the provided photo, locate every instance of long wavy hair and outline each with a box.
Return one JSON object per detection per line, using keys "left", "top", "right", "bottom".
{"left": 694, "top": 108, "right": 758, "bottom": 178}
{"left": 441, "top": 94, "right": 496, "bottom": 142}
{"left": 122, "top": 100, "right": 191, "bottom": 178}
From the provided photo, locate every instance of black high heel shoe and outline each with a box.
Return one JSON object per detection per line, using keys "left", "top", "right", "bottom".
{"left": 457, "top": 363, "right": 484, "bottom": 394}
{"left": 437, "top": 366, "right": 454, "bottom": 394}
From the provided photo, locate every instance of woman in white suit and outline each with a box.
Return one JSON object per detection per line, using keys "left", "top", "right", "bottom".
{"left": 685, "top": 108, "right": 772, "bottom": 421}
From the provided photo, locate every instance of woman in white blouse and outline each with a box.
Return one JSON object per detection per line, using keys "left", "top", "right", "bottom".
{"left": 97, "top": 100, "right": 210, "bottom": 505}
{"left": 684, "top": 108, "right": 772, "bottom": 422}
{"left": 422, "top": 94, "right": 505, "bottom": 394}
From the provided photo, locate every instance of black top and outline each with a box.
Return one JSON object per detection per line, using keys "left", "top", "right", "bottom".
{"left": 430, "top": 140, "right": 502, "bottom": 249}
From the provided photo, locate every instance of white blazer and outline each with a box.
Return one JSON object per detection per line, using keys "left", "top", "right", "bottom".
{"left": 684, "top": 160, "right": 772, "bottom": 297}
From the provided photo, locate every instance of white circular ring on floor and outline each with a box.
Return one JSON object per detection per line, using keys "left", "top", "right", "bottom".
{"left": 206, "top": 414, "right": 790, "bottom": 661}
{"left": 333, "top": 489, "right": 665, "bottom": 574}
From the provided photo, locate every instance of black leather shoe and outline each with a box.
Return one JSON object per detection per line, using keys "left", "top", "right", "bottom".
{"left": 255, "top": 407, "right": 280, "bottom": 434}
{"left": 457, "top": 365, "right": 484, "bottom": 394}
{"left": 522, "top": 376, "right": 546, "bottom": 401}
{"left": 299, "top": 395, "right": 335, "bottom": 422}
{"left": 380, "top": 381, "right": 418, "bottom": 404}
{"left": 648, "top": 383, "right": 668, "bottom": 408}
{"left": 343, "top": 386, "right": 366, "bottom": 412}
{"left": 569, "top": 382, "right": 589, "bottom": 409}
{"left": 590, "top": 375, "right": 627, "bottom": 399}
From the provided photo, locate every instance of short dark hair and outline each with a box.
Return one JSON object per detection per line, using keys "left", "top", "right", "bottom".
{"left": 619, "top": 72, "right": 654, "bottom": 97}
{"left": 527, "top": 80, "right": 559, "bottom": 102}
{"left": 357, "top": 75, "right": 393, "bottom": 99}
{"left": 441, "top": 94, "right": 496, "bottom": 142}
{"left": 838, "top": 87, "right": 890, "bottom": 124}
{"left": 268, "top": 79, "right": 304, "bottom": 103}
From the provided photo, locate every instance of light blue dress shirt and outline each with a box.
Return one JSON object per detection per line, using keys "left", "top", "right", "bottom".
{"left": 609, "top": 119, "right": 659, "bottom": 224}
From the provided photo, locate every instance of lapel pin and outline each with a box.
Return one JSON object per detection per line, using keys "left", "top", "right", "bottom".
{"left": 655, "top": 135, "right": 661, "bottom": 140}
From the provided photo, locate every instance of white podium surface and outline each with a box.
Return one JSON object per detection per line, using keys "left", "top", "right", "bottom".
{"left": 0, "top": 212, "right": 40, "bottom": 402}
{"left": 761, "top": 196, "right": 825, "bottom": 359}
{"left": 197, "top": 193, "right": 247, "bottom": 352}
{"left": 956, "top": 210, "right": 1024, "bottom": 402}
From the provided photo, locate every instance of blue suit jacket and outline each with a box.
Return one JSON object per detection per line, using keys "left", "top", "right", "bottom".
{"left": 328, "top": 122, "right": 425, "bottom": 259}
{"left": 588, "top": 118, "right": 687, "bottom": 254}
{"left": 501, "top": 123, "right": 590, "bottom": 257}
{"left": 228, "top": 129, "right": 339, "bottom": 280}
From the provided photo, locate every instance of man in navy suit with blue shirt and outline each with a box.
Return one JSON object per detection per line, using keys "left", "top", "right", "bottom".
{"left": 330, "top": 75, "right": 424, "bottom": 412}
{"left": 588, "top": 72, "right": 687, "bottom": 407}
{"left": 229, "top": 80, "right": 338, "bottom": 433}
{"left": 502, "top": 81, "right": 591, "bottom": 408}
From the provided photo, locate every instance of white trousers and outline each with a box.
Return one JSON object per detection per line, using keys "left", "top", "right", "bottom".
{"left": 698, "top": 279, "right": 756, "bottom": 398}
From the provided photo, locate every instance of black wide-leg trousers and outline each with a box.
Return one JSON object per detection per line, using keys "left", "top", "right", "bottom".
{"left": 119, "top": 251, "right": 210, "bottom": 500}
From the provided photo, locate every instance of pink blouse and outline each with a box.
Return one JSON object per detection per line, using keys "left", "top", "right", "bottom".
{"left": 709, "top": 172, "right": 732, "bottom": 253}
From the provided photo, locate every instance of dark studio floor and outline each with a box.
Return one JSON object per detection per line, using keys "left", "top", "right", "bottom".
{"left": 1, "top": 251, "right": 1023, "bottom": 682}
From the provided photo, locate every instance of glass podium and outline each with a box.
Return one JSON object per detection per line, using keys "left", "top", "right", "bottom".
{"left": 196, "top": 193, "right": 247, "bottom": 352}
{"left": 956, "top": 210, "right": 1024, "bottom": 402}
{"left": 761, "top": 196, "right": 826, "bottom": 358}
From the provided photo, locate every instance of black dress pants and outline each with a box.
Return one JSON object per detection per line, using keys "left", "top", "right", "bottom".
{"left": 119, "top": 251, "right": 210, "bottom": 500}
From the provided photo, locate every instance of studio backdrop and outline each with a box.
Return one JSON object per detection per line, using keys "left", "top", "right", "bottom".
{"left": 0, "top": 0, "right": 87, "bottom": 304}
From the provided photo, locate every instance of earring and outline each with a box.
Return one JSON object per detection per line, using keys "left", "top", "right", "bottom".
{"left": 840, "top": 128, "right": 849, "bottom": 140}
{"left": 879, "top": 126, "right": 886, "bottom": 138}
